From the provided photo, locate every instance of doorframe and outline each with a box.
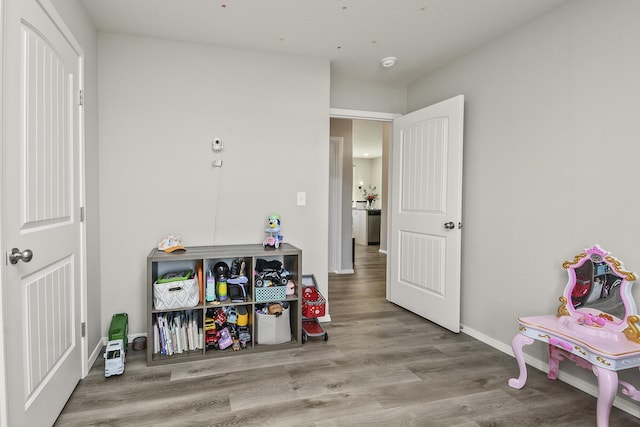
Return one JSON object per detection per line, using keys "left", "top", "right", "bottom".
{"left": 0, "top": 0, "right": 88, "bottom": 423}
{"left": 328, "top": 137, "right": 343, "bottom": 273}
{"left": 0, "top": 0, "right": 7, "bottom": 423}
{"left": 329, "top": 108, "right": 400, "bottom": 273}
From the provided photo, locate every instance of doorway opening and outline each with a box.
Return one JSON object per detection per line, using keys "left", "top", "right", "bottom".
{"left": 328, "top": 109, "right": 399, "bottom": 274}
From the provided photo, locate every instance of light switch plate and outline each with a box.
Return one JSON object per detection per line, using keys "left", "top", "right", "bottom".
{"left": 297, "top": 191, "right": 306, "bottom": 206}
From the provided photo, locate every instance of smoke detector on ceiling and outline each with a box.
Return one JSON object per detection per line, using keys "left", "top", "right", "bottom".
{"left": 381, "top": 57, "right": 397, "bottom": 68}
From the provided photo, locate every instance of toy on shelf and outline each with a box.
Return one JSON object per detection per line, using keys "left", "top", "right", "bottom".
{"left": 206, "top": 270, "right": 216, "bottom": 302}
{"left": 254, "top": 258, "right": 289, "bottom": 288}
{"left": 205, "top": 306, "right": 251, "bottom": 351}
{"left": 228, "top": 258, "right": 248, "bottom": 302}
{"left": 157, "top": 235, "right": 185, "bottom": 253}
{"left": 213, "top": 262, "right": 229, "bottom": 301}
{"left": 263, "top": 214, "right": 283, "bottom": 249}
{"left": 286, "top": 280, "right": 296, "bottom": 295}
{"left": 268, "top": 302, "right": 284, "bottom": 317}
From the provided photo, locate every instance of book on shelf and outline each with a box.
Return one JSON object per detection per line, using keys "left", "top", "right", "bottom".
{"left": 154, "top": 310, "right": 203, "bottom": 355}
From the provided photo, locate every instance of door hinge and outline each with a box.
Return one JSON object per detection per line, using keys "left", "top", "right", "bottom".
{"left": 81, "top": 322, "right": 86, "bottom": 338}
{"left": 78, "top": 90, "right": 84, "bottom": 106}
{"left": 80, "top": 206, "right": 85, "bottom": 222}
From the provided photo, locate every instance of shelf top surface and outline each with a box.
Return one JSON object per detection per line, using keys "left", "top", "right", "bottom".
{"left": 148, "top": 243, "right": 301, "bottom": 261}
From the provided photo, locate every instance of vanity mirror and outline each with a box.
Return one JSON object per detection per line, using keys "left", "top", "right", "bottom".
{"left": 559, "top": 244, "right": 638, "bottom": 334}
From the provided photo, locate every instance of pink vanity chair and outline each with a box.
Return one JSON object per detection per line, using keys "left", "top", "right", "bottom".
{"left": 509, "top": 245, "right": 640, "bottom": 427}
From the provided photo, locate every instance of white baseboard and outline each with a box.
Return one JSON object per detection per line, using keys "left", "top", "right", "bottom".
{"left": 87, "top": 339, "right": 103, "bottom": 375}
{"left": 317, "top": 314, "right": 332, "bottom": 323}
{"left": 461, "top": 324, "right": 640, "bottom": 419}
{"left": 335, "top": 269, "right": 354, "bottom": 274}
{"left": 378, "top": 248, "right": 387, "bottom": 254}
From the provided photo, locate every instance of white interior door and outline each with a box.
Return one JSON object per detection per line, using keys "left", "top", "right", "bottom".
{"left": 387, "top": 95, "right": 464, "bottom": 333}
{"left": 2, "top": 0, "right": 84, "bottom": 424}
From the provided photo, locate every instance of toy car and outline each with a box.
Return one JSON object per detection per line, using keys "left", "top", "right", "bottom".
{"left": 238, "top": 326, "right": 251, "bottom": 346}
{"left": 255, "top": 269, "right": 289, "bottom": 287}
{"left": 205, "top": 316, "right": 219, "bottom": 349}
{"left": 263, "top": 235, "right": 281, "bottom": 248}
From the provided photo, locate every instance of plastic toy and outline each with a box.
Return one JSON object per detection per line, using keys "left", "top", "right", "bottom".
{"left": 214, "top": 308, "right": 227, "bottom": 327}
{"left": 206, "top": 270, "right": 216, "bottom": 302}
{"left": 213, "top": 262, "right": 229, "bottom": 301}
{"left": 226, "top": 307, "right": 238, "bottom": 324}
{"left": 205, "top": 316, "right": 218, "bottom": 349}
{"left": 254, "top": 258, "right": 289, "bottom": 287}
{"left": 217, "top": 327, "right": 233, "bottom": 350}
{"left": 286, "top": 280, "right": 296, "bottom": 295}
{"left": 238, "top": 326, "right": 251, "bottom": 348}
{"left": 104, "top": 313, "right": 128, "bottom": 377}
{"left": 263, "top": 214, "right": 283, "bottom": 248}
{"left": 230, "top": 258, "right": 247, "bottom": 279}
{"left": 237, "top": 306, "right": 249, "bottom": 326}
{"left": 255, "top": 269, "right": 289, "bottom": 287}
{"left": 228, "top": 259, "right": 248, "bottom": 301}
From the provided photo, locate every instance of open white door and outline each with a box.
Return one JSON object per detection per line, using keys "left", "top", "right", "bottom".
{"left": 387, "top": 95, "right": 464, "bottom": 333}
{"left": 2, "top": 0, "right": 84, "bottom": 424}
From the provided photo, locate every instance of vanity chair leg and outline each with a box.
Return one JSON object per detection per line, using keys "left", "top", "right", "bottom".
{"left": 592, "top": 365, "right": 618, "bottom": 427}
{"left": 508, "top": 333, "right": 534, "bottom": 389}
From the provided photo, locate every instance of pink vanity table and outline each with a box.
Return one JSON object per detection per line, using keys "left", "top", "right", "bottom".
{"left": 509, "top": 245, "right": 640, "bottom": 427}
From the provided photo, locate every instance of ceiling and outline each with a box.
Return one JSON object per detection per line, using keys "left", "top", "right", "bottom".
{"left": 81, "top": 0, "right": 569, "bottom": 88}
{"left": 80, "top": 0, "right": 568, "bottom": 158}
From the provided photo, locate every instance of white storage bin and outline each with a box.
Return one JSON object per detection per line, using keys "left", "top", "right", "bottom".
{"left": 255, "top": 306, "right": 291, "bottom": 345}
{"left": 153, "top": 276, "right": 199, "bottom": 310}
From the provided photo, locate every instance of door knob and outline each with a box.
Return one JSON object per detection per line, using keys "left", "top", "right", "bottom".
{"left": 9, "top": 248, "right": 33, "bottom": 264}
{"left": 444, "top": 222, "right": 455, "bottom": 230}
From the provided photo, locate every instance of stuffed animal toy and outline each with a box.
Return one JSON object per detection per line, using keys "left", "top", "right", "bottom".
{"left": 263, "top": 214, "right": 283, "bottom": 248}
{"left": 268, "top": 302, "right": 283, "bottom": 317}
{"left": 286, "top": 280, "right": 296, "bottom": 296}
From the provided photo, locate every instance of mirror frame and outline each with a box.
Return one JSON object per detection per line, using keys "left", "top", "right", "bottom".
{"left": 559, "top": 244, "right": 637, "bottom": 332}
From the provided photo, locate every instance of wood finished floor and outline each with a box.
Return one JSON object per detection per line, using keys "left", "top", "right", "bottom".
{"left": 56, "top": 245, "right": 640, "bottom": 426}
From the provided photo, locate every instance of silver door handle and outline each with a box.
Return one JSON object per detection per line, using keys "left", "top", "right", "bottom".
{"left": 9, "top": 248, "right": 33, "bottom": 264}
{"left": 444, "top": 222, "right": 455, "bottom": 230}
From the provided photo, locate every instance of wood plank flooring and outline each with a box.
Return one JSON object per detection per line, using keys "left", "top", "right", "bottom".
{"left": 55, "top": 245, "right": 640, "bottom": 426}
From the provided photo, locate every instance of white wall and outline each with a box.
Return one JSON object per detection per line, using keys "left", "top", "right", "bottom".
{"left": 352, "top": 120, "right": 384, "bottom": 207}
{"left": 331, "top": 75, "right": 407, "bottom": 114}
{"left": 407, "top": 0, "right": 640, "bottom": 402}
{"left": 352, "top": 159, "right": 370, "bottom": 199}
{"left": 372, "top": 157, "right": 383, "bottom": 210}
{"left": 98, "top": 33, "right": 330, "bottom": 335}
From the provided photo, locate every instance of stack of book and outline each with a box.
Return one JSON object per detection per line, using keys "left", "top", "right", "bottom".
{"left": 153, "top": 310, "right": 203, "bottom": 355}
